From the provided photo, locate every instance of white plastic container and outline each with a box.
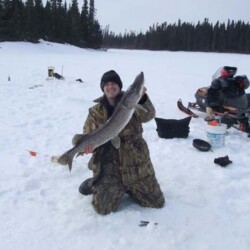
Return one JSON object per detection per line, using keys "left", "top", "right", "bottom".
{"left": 206, "top": 123, "right": 227, "bottom": 148}
{"left": 48, "top": 66, "right": 55, "bottom": 79}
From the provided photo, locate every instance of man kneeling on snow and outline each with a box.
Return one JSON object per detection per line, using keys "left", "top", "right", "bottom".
{"left": 72, "top": 70, "right": 165, "bottom": 215}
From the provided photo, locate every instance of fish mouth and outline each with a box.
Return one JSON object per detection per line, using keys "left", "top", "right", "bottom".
{"left": 134, "top": 72, "right": 144, "bottom": 94}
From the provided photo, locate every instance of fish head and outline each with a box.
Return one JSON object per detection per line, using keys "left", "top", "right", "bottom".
{"left": 123, "top": 72, "right": 144, "bottom": 108}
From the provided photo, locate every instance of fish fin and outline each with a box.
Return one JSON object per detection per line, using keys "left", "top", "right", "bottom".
{"left": 76, "top": 152, "right": 84, "bottom": 157}
{"left": 57, "top": 153, "right": 74, "bottom": 172}
{"left": 136, "top": 104, "right": 147, "bottom": 112}
{"left": 74, "top": 134, "right": 89, "bottom": 145}
{"left": 111, "top": 136, "right": 121, "bottom": 149}
{"left": 72, "top": 134, "right": 84, "bottom": 146}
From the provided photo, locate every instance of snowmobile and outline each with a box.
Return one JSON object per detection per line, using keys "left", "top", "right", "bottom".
{"left": 178, "top": 66, "right": 250, "bottom": 136}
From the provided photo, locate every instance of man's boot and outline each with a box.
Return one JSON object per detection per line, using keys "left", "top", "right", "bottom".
{"left": 79, "top": 178, "right": 94, "bottom": 195}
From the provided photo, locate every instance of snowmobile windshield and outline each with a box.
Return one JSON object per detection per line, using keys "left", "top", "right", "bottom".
{"left": 212, "top": 66, "right": 237, "bottom": 80}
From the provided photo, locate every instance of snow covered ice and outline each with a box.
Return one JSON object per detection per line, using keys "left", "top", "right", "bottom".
{"left": 0, "top": 40, "right": 250, "bottom": 250}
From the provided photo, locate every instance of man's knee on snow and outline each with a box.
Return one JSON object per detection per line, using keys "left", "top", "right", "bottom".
{"left": 92, "top": 198, "right": 119, "bottom": 215}
{"left": 92, "top": 203, "right": 116, "bottom": 215}
{"left": 91, "top": 184, "right": 124, "bottom": 215}
{"left": 137, "top": 194, "right": 165, "bottom": 208}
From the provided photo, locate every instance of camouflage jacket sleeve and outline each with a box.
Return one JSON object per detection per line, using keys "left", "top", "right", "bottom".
{"left": 135, "top": 94, "right": 156, "bottom": 123}
{"left": 71, "top": 107, "right": 100, "bottom": 146}
{"left": 83, "top": 103, "right": 107, "bottom": 134}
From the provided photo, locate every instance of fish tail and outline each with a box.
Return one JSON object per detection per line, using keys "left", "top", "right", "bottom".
{"left": 57, "top": 152, "right": 74, "bottom": 172}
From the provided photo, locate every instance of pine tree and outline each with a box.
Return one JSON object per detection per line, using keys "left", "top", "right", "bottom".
{"left": 44, "top": 0, "right": 52, "bottom": 40}
{"left": 23, "top": 0, "right": 36, "bottom": 41}
{"left": 67, "top": 0, "right": 81, "bottom": 44}
{"left": 80, "top": 0, "right": 89, "bottom": 47}
{"left": 33, "top": 0, "right": 44, "bottom": 41}
{"left": 87, "top": 0, "right": 102, "bottom": 48}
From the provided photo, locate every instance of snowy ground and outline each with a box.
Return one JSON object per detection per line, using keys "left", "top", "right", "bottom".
{"left": 1, "top": 40, "right": 250, "bottom": 250}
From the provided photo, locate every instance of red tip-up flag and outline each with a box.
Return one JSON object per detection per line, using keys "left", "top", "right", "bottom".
{"left": 27, "top": 150, "right": 60, "bottom": 163}
{"left": 28, "top": 150, "right": 38, "bottom": 156}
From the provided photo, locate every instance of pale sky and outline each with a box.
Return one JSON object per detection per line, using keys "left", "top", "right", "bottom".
{"left": 94, "top": 0, "right": 250, "bottom": 33}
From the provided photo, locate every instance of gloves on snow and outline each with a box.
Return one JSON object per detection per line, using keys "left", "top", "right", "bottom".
{"left": 214, "top": 155, "right": 232, "bottom": 167}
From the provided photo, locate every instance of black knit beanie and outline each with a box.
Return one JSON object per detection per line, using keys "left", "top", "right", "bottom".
{"left": 100, "top": 70, "right": 123, "bottom": 92}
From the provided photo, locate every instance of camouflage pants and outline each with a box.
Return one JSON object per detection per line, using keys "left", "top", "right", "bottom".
{"left": 91, "top": 142, "right": 165, "bottom": 215}
{"left": 92, "top": 175, "right": 165, "bottom": 215}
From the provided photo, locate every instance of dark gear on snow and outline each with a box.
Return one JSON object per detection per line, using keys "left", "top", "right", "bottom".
{"left": 139, "top": 220, "right": 158, "bottom": 227}
{"left": 192, "top": 139, "right": 212, "bottom": 152}
{"left": 214, "top": 155, "right": 232, "bottom": 167}
{"left": 155, "top": 116, "right": 192, "bottom": 139}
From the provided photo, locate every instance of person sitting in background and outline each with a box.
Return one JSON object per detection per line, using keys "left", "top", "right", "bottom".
{"left": 205, "top": 66, "right": 250, "bottom": 121}
{"left": 72, "top": 70, "right": 165, "bottom": 215}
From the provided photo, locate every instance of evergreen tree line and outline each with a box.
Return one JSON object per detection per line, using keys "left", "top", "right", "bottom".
{"left": 102, "top": 19, "right": 250, "bottom": 54}
{"left": 0, "top": 0, "right": 102, "bottom": 48}
{"left": 1, "top": 1, "right": 250, "bottom": 55}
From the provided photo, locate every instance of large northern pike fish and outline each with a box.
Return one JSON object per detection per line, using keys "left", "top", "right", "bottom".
{"left": 57, "top": 72, "right": 145, "bottom": 171}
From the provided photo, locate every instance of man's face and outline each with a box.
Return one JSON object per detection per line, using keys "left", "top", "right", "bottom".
{"left": 103, "top": 82, "right": 120, "bottom": 99}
